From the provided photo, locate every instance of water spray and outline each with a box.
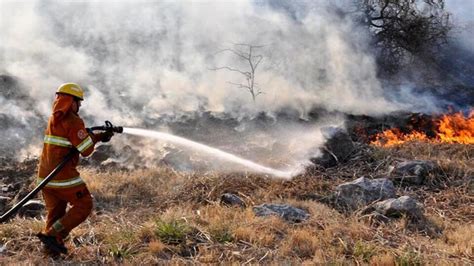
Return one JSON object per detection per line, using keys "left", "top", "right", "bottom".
{"left": 87, "top": 123, "right": 296, "bottom": 178}
{"left": 122, "top": 127, "right": 301, "bottom": 179}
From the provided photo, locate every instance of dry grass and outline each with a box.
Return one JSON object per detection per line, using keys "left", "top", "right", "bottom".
{"left": 0, "top": 142, "right": 472, "bottom": 264}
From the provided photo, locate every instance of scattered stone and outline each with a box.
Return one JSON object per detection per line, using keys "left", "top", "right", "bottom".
{"left": 360, "top": 195, "right": 440, "bottom": 234}
{"left": 82, "top": 144, "right": 142, "bottom": 171}
{"left": 311, "top": 127, "right": 355, "bottom": 168}
{"left": 88, "top": 144, "right": 114, "bottom": 165}
{"left": 335, "top": 177, "right": 396, "bottom": 211}
{"left": 220, "top": 193, "right": 245, "bottom": 207}
{"left": 371, "top": 196, "right": 424, "bottom": 219}
{"left": 389, "top": 160, "right": 438, "bottom": 185}
{"left": 253, "top": 203, "right": 309, "bottom": 223}
{"left": 1, "top": 184, "right": 14, "bottom": 193}
{"left": 161, "top": 147, "right": 194, "bottom": 171}
{"left": 18, "top": 199, "right": 44, "bottom": 218}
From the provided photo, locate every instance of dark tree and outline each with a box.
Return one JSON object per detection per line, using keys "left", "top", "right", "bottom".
{"left": 355, "top": 0, "right": 451, "bottom": 74}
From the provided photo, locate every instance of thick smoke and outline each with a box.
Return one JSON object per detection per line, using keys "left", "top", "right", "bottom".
{"left": 446, "top": 0, "right": 474, "bottom": 52}
{"left": 1, "top": 1, "right": 399, "bottom": 118}
{"left": 0, "top": 0, "right": 463, "bottom": 172}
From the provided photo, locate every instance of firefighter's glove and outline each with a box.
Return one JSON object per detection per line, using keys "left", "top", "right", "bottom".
{"left": 98, "top": 131, "right": 114, "bottom": 143}
{"left": 102, "top": 131, "right": 114, "bottom": 142}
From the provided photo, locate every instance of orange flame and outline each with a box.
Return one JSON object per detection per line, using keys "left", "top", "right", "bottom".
{"left": 371, "top": 110, "right": 474, "bottom": 147}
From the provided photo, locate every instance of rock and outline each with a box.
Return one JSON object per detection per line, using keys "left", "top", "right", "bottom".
{"left": 335, "top": 177, "right": 396, "bottom": 211}
{"left": 18, "top": 200, "right": 44, "bottom": 218}
{"left": 88, "top": 144, "right": 114, "bottom": 165}
{"left": 1, "top": 184, "right": 14, "bottom": 193}
{"left": 370, "top": 196, "right": 424, "bottom": 219}
{"left": 220, "top": 193, "right": 245, "bottom": 207}
{"left": 161, "top": 147, "right": 194, "bottom": 171}
{"left": 311, "top": 127, "right": 355, "bottom": 168}
{"left": 253, "top": 203, "right": 309, "bottom": 223}
{"left": 389, "top": 160, "right": 438, "bottom": 185}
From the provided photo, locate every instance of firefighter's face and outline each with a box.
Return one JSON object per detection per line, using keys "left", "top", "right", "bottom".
{"left": 72, "top": 99, "right": 81, "bottom": 113}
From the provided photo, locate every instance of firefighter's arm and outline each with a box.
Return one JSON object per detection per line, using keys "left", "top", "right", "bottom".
{"left": 69, "top": 120, "right": 96, "bottom": 157}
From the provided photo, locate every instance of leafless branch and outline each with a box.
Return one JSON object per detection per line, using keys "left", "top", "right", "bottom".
{"left": 359, "top": 0, "right": 451, "bottom": 74}
{"left": 209, "top": 66, "right": 250, "bottom": 78}
{"left": 211, "top": 43, "right": 265, "bottom": 102}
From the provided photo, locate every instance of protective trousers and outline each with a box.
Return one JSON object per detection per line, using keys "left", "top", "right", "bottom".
{"left": 42, "top": 184, "right": 93, "bottom": 239}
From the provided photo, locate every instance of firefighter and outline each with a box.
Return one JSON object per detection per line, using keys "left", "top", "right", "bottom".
{"left": 36, "top": 83, "right": 113, "bottom": 254}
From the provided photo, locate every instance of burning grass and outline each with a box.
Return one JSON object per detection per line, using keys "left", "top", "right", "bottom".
{"left": 0, "top": 141, "right": 473, "bottom": 264}
{"left": 371, "top": 110, "right": 474, "bottom": 146}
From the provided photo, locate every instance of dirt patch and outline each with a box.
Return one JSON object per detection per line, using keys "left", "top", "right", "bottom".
{"left": 0, "top": 157, "right": 38, "bottom": 213}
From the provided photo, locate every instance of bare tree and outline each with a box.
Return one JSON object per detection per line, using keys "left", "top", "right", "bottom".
{"left": 211, "top": 43, "right": 264, "bottom": 102}
{"left": 353, "top": 0, "right": 451, "bottom": 74}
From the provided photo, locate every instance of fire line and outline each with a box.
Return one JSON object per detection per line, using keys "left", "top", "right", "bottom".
{"left": 371, "top": 110, "right": 474, "bottom": 147}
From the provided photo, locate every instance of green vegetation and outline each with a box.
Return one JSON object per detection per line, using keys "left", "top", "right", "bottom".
{"left": 155, "top": 219, "right": 190, "bottom": 245}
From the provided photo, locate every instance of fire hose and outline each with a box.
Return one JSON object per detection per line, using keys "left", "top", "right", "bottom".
{"left": 0, "top": 121, "right": 123, "bottom": 223}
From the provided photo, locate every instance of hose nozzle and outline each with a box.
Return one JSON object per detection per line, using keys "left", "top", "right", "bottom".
{"left": 88, "top": 120, "right": 123, "bottom": 133}
{"left": 105, "top": 120, "right": 123, "bottom": 133}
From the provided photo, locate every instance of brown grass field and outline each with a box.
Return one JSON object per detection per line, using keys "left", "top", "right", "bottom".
{"left": 0, "top": 142, "right": 472, "bottom": 264}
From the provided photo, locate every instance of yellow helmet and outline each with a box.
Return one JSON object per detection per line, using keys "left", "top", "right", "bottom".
{"left": 56, "top": 83, "right": 84, "bottom": 100}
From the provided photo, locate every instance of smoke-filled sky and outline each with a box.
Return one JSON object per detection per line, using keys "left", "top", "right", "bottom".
{"left": 445, "top": 0, "right": 474, "bottom": 51}
{"left": 0, "top": 0, "right": 471, "bottom": 173}
{"left": 0, "top": 0, "right": 403, "bottom": 121}
{"left": 1, "top": 0, "right": 471, "bottom": 120}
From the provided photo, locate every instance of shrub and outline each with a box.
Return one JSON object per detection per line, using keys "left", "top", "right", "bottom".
{"left": 353, "top": 241, "right": 376, "bottom": 263}
{"left": 109, "top": 244, "right": 135, "bottom": 260}
{"left": 396, "top": 249, "right": 423, "bottom": 266}
{"left": 209, "top": 226, "right": 233, "bottom": 244}
{"left": 155, "top": 219, "right": 190, "bottom": 245}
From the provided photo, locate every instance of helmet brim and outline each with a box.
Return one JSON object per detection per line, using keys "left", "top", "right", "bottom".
{"left": 56, "top": 92, "right": 84, "bottom": 101}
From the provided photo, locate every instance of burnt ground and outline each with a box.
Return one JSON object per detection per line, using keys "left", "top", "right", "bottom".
{"left": 0, "top": 157, "right": 38, "bottom": 207}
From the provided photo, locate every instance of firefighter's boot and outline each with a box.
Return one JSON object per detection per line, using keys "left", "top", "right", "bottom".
{"left": 36, "top": 232, "right": 68, "bottom": 254}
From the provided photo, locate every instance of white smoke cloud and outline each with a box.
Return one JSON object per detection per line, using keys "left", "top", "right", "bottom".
{"left": 0, "top": 0, "right": 405, "bottom": 170}
{"left": 1, "top": 0, "right": 401, "bottom": 120}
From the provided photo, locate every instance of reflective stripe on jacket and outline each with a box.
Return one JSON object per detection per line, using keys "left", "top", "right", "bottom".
{"left": 37, "top": 176, "right": 85, "bottom": 188}
{"left": 44, "top": 134, "right": 94, "bottom": 152}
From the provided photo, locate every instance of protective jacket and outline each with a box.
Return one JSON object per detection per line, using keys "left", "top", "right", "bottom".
{"left": 37, "top": 94, "right": 99, "bottom": 188}
{"left": 37, "top": 93, "right": 103, "bottom": 241}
